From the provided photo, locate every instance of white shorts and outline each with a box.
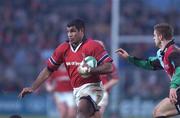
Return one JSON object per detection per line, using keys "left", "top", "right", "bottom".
{"left": 73, "top": 82, "right": 105, "bottom": 106}
{"left": 98, "top": 91, "right": 109, "bottom": 107}
{"left": 54, "top": 92, "right": 76, "bottom": 107}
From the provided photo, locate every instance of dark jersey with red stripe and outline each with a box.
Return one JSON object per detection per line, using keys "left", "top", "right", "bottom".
{"left": 156, "top": 41, "right": 180, "bottom": 79}
{"left": 47, "top": 38, "right": 113, "bottom": 88}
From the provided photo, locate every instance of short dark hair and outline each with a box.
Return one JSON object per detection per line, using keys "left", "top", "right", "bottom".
{"left": 154, "top": 23, "right": 174, "bottom": 40}
{"left": 9, "top": 115, "right": 22, "bottom": 118}
{"left": 67, "top": 19, "right": 85, "bottom": 32}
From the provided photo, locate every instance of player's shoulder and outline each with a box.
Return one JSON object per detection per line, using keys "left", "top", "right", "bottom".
{"left": 173, "top": 44, "right": 180, "bottom": 52}
{"left": 85, "top": 38, "right": 102, "bottom": 47}
{"left": 54, "top": 41, "right": 69, "bottom": 53}
{"left": 56, "top": 41, "right": 69, "bottom": 49}
{"left": 168, "top": 45, "right": 180, "bottom": 57}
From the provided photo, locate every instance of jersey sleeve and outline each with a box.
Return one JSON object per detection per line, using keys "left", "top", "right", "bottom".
{"left": 91, "top": 41, "right": 113, "bottom": 65}
{"left": 170, "top": 67, "right": 180, "bottom": 88}
{"left": 47, "top": 44, "right": 66, "bottom": 72}
{"left": 128, "top": 56, "right": 163, "bottom": 70}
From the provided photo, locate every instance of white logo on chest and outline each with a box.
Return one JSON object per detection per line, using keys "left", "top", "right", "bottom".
{"left": 66, "top": 62, "right": 81, "bottom": 66}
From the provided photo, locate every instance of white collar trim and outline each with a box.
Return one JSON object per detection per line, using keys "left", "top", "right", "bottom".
{"left": 70, "top": 42, "right": 83, "bottom": 52}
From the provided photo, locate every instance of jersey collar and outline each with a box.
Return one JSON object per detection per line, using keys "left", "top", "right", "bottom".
{"left": 161, "top": 39, "right": 175, "bottom": 55}
{"left": 69, "top": 36, "right": 87, "bottom": 53}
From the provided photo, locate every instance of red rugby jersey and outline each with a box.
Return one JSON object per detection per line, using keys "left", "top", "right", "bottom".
{"left": 47, "top": 38, "right": 113, "bottom": 88}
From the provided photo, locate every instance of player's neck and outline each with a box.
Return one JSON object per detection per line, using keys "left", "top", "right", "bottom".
{"left": 160, "top": 39, "right": 174, "bottom": 50}
{"left": 71, "top": 35, "right": 86, "bottom": 49}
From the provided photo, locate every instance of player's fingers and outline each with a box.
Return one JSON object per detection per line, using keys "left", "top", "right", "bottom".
{"left": 173, "top": 94, "right": 178, "bottom": 103}
{"left": 77, "top": 66, "right": 81, "bottom": 73}
{"left": 169, "top": 95, "right": 174, "bottom": 103}
{"left": 115, "top": 48, "right": 125, "bottom": 54}
{"left": 18, "top": 88, "right": 31, "bottom": 99}
{"left": 170, "top": 94, "right": 177, "bottom": 103}
{"left": 115, "top": 48, "right": 123, "bottom": 53}
{"left": 18, "top": 90, "right": 25, "bottom": 98}
{"left": 77, "top": 66, "right": 84, "bottom": 74}
{"left": 169, "top": 94, "right": 172, "bottom": 102}
{"left": 18, "top": 93, "right": 21, "bottom": 98}
{"left": 174, "top": 92, "right": 177, "bottom": 99}
{"left": 171, "top": 98, "right": 177, "bottom": 104}
{"left": 82, "top": 53, "right": 86, "bottom": 61}
{"left": 172, "top": 92, "right": 177, "bottom": 100}
{"left": 169, "top": 96, "right": 173, "bottom": 103}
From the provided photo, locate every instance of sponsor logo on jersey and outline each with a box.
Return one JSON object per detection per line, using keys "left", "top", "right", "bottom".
{"left": 66, "top": 62, "right": 81, "bottom": 66}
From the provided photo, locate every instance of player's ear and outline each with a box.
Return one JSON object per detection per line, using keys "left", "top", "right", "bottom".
{"left": 159, "top": 34, "right": 163, "bottom": 41}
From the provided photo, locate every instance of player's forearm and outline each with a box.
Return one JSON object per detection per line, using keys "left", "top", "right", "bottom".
{"left": 90, "top": 62, "right": 113, "bottom": 74}
{"left": 170, "top": 67, "right": 180, "bottom": 89}
{"left": 31, "top": 67, "right": 52, "bottom": 91}
{"left": 128, "top": 56, "right": 154, "bottom": 70}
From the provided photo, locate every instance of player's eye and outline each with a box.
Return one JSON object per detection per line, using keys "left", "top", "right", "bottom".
{"left": 71, "top": 29, "right": 77, "bottom": 32}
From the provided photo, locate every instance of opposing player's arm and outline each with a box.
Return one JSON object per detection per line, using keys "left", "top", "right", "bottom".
{"left": 127, "top": 56, "right": 163, "bottom": 70}
{"left": 169, "top": 51, "right": 180, "bottom": 89}
{"left": 116, "top": 48, "right": 163, "bottom": 70}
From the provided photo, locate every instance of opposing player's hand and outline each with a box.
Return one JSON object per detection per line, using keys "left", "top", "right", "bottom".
{"left": 18, "top": 87, "right": 34, "bottom": 99}
{"left": 115, "top": 48, "right": 129, "bottom": 59}
{"left": 169, "top": 88, "right": 177, "bottom": 104}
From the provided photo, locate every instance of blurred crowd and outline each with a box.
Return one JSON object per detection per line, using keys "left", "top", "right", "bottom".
{"left": 0, "top": 0, "right": 179, "bottom": 102}
{"left": 120, "top": 0, "right": 180, "bottom": 35}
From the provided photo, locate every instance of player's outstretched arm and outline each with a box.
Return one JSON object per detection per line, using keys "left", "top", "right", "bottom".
{"left": 19, "top": 67, "right": 52, "bottom": 98}
{"left": 115, "top": 48, "right": 129, "bottom": 60}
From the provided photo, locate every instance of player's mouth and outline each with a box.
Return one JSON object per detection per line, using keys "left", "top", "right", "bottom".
{"left": 69, "top": 38, "right": 75, "bottom": 43}
{"left": 68, "top": 37, "right": 73, "bottom": 41}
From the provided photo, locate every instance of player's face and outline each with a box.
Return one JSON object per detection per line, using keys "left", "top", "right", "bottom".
{"left": 67, "top": 26, "right": 83, "bottom": 44}
{"left": 153, "top": 30, "right": 161, "bottom": 48}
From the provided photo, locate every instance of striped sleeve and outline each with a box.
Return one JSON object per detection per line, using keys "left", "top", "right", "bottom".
{"left": 47, "top": 45, "right": 64, "bottom": 71}
{"left": 97, "top": 51, "right": 113, "bottom": 65}
{"left": 92, "top": 41, "right": 113, "bottom": 65}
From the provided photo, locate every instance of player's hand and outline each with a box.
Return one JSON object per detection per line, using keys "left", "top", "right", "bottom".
{"left": 77, "top": 60, "right": 91, "bottom": 78}
{"left": 169, "top": 88, "right": 177, "bottom": 104}
{"left": 115, "top": 48, "right": 129, "bottom": 59}
{"left": 78, "top": 59, "right": 91, "bottom": 74}
{"left": 18, "top": 87, "right": 34, "bottom": 99}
